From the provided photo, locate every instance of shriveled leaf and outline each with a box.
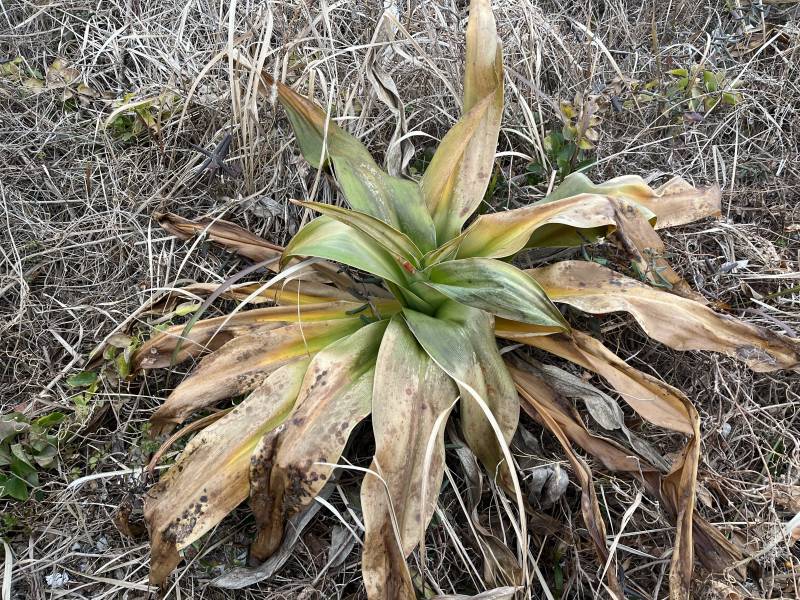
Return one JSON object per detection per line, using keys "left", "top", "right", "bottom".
{"left": 527, "top": 360, "right": 666, "bottom": 469}
{"left": 511, "top": 366, "right": 622, "bottom": 595}
{"left": 155, "top": 212, "right": 283, "bottom": 267}
{"left": 361, "top": 317, "right": 458, "bottom": 600}
{"left": 248, "top": 320, "right": 387, "bottom": 561}
{"left": 134, "top": 301, "right": 390, "bottom": 370}
{"left": 151, "top": 318, "right": 362, "bottom": 433}
{"left": 542, "top": 173, "right": 721, "bottom": 229}
{"left": 145, "top": 360, "right": 308, "bottom": 586}
{"left": 422, "top": 257, "right": 569, "bottom": 329}
{"left": 282, "top": 217, "right": 410, "bottom": 288}
{"left": 505, "top": 356, "right": 743, "bottom": 583}
{"left": 421, "top": 0, "right": 503, "bottom": 241}
{"left": 500, "top": 327, "right": 699, "bottom": 599}
{"left": 531, "top": 261, "right": 800, "bottom": 372}
{"left": 295, "top": 200, "right": 423, "bottom": 265}
{"left": 257, "top": 73, "right": 436, "bottom": 251}
{"left": 404, "top": 303, "right": 519, "bottom": 489}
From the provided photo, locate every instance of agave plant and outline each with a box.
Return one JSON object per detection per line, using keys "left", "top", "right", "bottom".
{"left": 133, "top": 2, "right": 800, "bottom": 598}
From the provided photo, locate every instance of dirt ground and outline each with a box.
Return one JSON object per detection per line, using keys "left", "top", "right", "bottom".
{"left": 2, "top": 1, "right": 800, "bottom": 598}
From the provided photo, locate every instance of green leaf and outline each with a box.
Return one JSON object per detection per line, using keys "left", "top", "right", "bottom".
{"left": 67, "top": 371, "right": 98, "bottom": 388}
{"left": 175, "top": 302, "right": 200, "bottom": 317}
{"left": 0, "top": 415, "right": 29, "bottom": 443}
{"left": 421, "top": 258, "right": 569, "bottom": 329}
{"left": 261, "top": 75, "right": 436, "bottom": 251}
{"left": 282, "top": 216, "right": 410, "bottom": 288}
{"left": 295, "top": 201, "right": 423, "bottom": 265}
{"left": 403, "top": 302, "right": 520, "bottom": 489}
{"left": 703, "top": 70, "right": 718, "bottom": 93}
{"left": 32, "top": 412, "right": 65, "bottom": 429}
{"left": 0, "top": 474, "right": 29, "bottom": 501}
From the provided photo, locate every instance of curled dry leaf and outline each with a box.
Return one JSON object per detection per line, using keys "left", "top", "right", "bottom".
{"left": 528, "top": 360, "right": 667, "bottom": 468}
{"left": 155, "top": 212, "right": 283, "bottom": 266}
{"left": 511, "top": 366, "right": 622, "bottom": 596}
{"left": 361, "top": 317, "right": 458, "bottom": 600}
{"left": 531, "top": 260, "right": 800, "bottom": 372}
{"left": 505, "top": 356, "right": 743, "bottom": 579}
{"left": 501, "top": 328, "right": 699, "bottom": 600}
{"left": 543, "top": 172, "right": 722, "bottom": 229}
{"left": 151, "top": 319, "right": 362, "bottom": 433}
{"left": 248, "top": 321, "right": 387, "bottom": 561}
{"left": 145, "top": 360, "right": 308, "bottom": 586}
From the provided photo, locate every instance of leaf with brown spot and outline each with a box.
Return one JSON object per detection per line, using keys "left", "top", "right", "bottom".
{"left": 133, "top": 301, "right": 395, "bottom": 370}
{"left": 530, "top": 260, "right": 800, "bottom": 372}
{"left": 145, "top": 359, "right": 308, "bottom": 587}
{"left": 421, "top": 0, "right": 503, "bottom": 241}
{"left": 361, "top": 317, "right": 458, "bottom": 599}
{"left": 151, "top": 318, "right": 363, "bottom": 434}
{"left": 248, "top": 320, "right": 388, "bottom": 561}
{"left": 542, "top": 173, "right": 721, "bottom": 229}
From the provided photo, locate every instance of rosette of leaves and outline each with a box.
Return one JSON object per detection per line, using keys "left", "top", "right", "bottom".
{"left": 131, "top": 2, "right": 799, "bottom": 598}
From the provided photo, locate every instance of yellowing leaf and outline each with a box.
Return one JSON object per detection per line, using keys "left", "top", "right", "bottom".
{"left": 295, "top": 201, "right": 424, "bottom": 265}
{"left": 445, "top": 192, "right": 698, "bottom": 298}
{"left": 361, "top": 317, "right": 457, "bottom": 599}
{"left": 133, "top": 301, "right": 383, "bottom": 370}
{"left": 282, "top": 217, "right": 410, "bottom": 289}
{"left": 422, "top": 257, "right": 569, "bottom": 330}
{"left": 421, "top": 0, "right": 504, "bottom": 241}
{"left": 256, "top": 73, "right": 436, "bottom": 251}
{"left": 145, "top": 360, "right": 308, "bottom": 586}
{"left": 530, "top": 260, "right": 800, "bottom": 372}
{"left": 151, "top": 318, "right": 363, "bottom": 433}
{"left": 248, "top": 320, "right": 387, "bottom": 560}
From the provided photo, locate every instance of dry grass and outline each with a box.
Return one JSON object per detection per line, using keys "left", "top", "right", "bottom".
{"left": 2, "top": 0, "right": 800, "bottom": 598}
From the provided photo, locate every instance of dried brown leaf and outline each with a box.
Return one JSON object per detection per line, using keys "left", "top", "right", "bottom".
{"left": 530, "top": 260, "right": 800, "bottom": 372}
